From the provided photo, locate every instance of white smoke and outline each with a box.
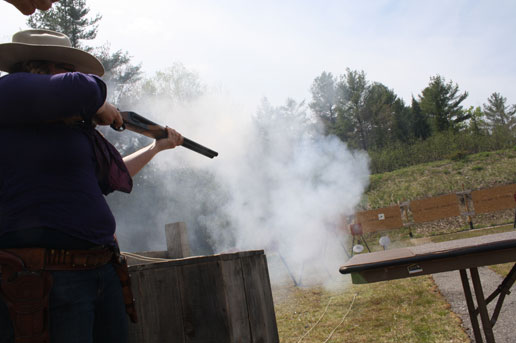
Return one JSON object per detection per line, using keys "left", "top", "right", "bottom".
{"left": 123, "top": 91, "right": 369, "bottom": 286}
{"left": 109, "top": 67, "right": 370, "bottom": 286}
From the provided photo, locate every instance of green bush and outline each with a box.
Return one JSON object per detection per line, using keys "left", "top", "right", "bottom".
{"left": 369, "top": 131, "right": 516, "bottom": 173}
{"left": 447, "top": 150, "right": 468, "bottom": 161}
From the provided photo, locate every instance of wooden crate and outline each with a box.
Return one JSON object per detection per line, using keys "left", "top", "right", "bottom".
{"left": 127, "top": 250, "right": 279, "bottom": 343}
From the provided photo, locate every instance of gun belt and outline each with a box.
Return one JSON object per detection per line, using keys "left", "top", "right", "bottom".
{"left": 1, "top": 247, "right": 114, "bottom": 271}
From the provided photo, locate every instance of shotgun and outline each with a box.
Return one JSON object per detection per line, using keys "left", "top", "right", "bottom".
{"left": 112, "top": 111, "right": 218, "bottom": 159}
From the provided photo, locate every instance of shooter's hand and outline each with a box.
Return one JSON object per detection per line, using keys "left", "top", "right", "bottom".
{"left": 94, "top": 102, "right": 123, "bottom": 129}
{"left": 155, "top": 127, "right": 183, "bottom": 151}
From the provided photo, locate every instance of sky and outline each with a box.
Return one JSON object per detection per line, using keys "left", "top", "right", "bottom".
{"left": 2, "top": 0, "right": 516, "bottom": 114}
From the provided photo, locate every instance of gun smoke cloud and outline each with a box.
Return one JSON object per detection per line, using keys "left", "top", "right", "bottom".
{"left": 107, "top": 70, "right": 370, "bottom": 286}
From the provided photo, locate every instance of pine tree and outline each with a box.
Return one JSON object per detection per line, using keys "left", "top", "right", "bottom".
{"left": 483, "top": 92, "right": 516, "bottom": 130}
{"left": 411, "top": 97, "right": 431, "bottom": 140}
{"left": 364, "top": 82, "right": 398, "bottom": 149}
{"left": 336, "top": 69, "right": 370, "bottom": 150}
{"left": 94, "top": 43, "right": 142, "bottom": 104}
{"left": 27, "top": 0, "right": 101, "bottom": 49}
{"left": 309, "top": 71, "right": 338, "bottom": 132}
{"left": 465, "top": 106, "right": 487, "bottom": 135}
{"left": 418, "top": 75, "right": 469, "bottom": 132}
{"left": 391, "top": 98, "right": 412, "bottom": 144}
{"left": 27, "top": 0, "right": 141, "bottom": 103}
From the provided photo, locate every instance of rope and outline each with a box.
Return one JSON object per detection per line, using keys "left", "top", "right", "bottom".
{"left": 121, "top": 251, "right": 173, "bottom": 263}
{"left": 296, "top": 296, "right": 334, "bottom": 343}
{"left": 322, "top": 293, "right": 357, "bottom": 343}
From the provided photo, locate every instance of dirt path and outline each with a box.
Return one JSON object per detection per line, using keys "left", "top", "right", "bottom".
{"left": 432, "top": 267, "right": 516, "bottom": 343}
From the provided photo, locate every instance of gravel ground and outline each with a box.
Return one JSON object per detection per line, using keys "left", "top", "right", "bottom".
{"left": 432, "top": 266, "right": 516, "bottom": 343}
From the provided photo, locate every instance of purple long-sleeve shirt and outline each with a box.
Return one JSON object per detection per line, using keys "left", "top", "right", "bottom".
{"left": 0, "top": 72, "right": 119, "bottom": 246}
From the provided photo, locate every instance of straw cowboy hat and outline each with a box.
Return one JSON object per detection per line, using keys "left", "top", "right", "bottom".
{"left": 0, "top": 29, "right": 104, "bottom": 76}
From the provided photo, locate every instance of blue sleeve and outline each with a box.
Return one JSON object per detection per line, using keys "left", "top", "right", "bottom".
{"left": 0, "top": 72, "right": 107, "bottom": 125}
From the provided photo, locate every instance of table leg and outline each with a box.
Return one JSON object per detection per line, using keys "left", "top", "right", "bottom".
{"left": 460, "top": 269, "right": 484, "bottom": 343}
{"left": 470, "top": 267, "right": 496, "bottom": 343}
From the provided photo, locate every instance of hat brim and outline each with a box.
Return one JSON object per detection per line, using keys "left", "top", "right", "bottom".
{"left": 0, "top": 43, "right": 104, "bottom": 76}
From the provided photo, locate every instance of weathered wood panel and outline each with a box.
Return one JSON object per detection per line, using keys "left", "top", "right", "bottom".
{"left": 165, "top": 222, "right": 191, "bottom": 258}
{"left": 355, "top": 206, "right": 403, "bottom": 233}
{"left": 241, "top": 254, "right": 279, "bottom": 343}
{"left": 220, "top": 258, "right": 252, "bottom": 342}
{"left": 127, "top": 250, "right": 278, "bottom": 343}
{"left": 410, "top": 193, "right": 460, "bottom": 223}
{"left": 472, "top": 184, "right": 516, "bottom": 214}
{"left": 180, "top": 261, "right": 231, "bottom": 343}
{"left": 128, "top": 265, "right": 184, "bottom": 343}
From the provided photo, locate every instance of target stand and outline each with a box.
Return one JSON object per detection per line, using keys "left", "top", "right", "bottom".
{"left": 349, "top": 223, "right": 371, "bottom": 256}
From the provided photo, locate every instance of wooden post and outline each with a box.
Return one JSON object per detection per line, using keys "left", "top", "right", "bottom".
{"left": 401, "top": 202, "right": 413, "bottom": 238}
{"left": 165, "top": 222, "right": 190, "bottom": 259}
{"left": 462, "top": 185, "right": 474, "bottom": 230}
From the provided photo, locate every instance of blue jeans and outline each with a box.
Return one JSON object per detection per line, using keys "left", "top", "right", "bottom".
{"left": 0, "top": 263, "right": 128, "bottom": 343}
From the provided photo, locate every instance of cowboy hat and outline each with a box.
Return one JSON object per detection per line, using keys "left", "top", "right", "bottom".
{"left": 0, "top": 29, "right": 104, "bottom": 76}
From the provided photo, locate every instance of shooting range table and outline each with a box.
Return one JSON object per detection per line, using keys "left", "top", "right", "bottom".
{"left": 339, "top": 231, "right": 516, "bottom": 343}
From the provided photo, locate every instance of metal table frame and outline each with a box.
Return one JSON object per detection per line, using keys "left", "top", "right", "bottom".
{"left": 459, "top": 264, "right": 516, "bottom": 343}
{"left": 339, "top": 232, "right": 516, "bottom": 343}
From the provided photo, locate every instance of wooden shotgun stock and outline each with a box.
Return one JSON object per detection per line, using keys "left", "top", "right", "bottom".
{"left": 113, "top": 111, "right": 218, "bottom": 159}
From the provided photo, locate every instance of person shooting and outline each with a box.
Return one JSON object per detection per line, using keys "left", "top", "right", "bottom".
{"left": 0, "top": 29, "right": 183, "bottom": 343}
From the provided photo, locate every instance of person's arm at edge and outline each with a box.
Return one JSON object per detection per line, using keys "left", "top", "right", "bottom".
{"left": 0, "top": 72, "right": 106, "bottom": 125}
{"left": 5, "top": 0, "right": 58, "bottom": 15}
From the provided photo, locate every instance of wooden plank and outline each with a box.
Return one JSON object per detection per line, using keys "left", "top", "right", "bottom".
{"left": 128, "top": 266, "right": 184, "bottom": 343}
{"left": 342, "top": 231, "right": 516, "bottom": 267}
{"left": 241, "top": 254, "right": 279, "bottom": 343}
{"left": 348, "top": 247, "right": 516, "bottom": 284}
{"left": 165, "top": 222, "right": 191, "bottom": 258}
{"left": 472, "top": 183, "right": 516, "bottom": 214}
{"left": 128, "top": 250, "right": 265, "bottom": 272}
{"left": 220, "top": 258, "right": 252, "bottom": 342}
{"left": 355, "top": 206, "right": 403, "bottom": 233}
{"left": 179, "top": 261, "right": 230, "bottom": 343}
{"left": 340, "top": 232, "right": 516, "bottom": 284}
{"left": 410, "top": 193, "right": 460, "bottom": 223}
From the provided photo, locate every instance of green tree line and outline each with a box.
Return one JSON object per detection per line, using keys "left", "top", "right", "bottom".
{"left": 310, "top": 70, "right": 516, "bottom": 173}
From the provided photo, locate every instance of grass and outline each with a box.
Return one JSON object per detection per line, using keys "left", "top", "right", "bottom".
{"left": 275, "top": 278, "right": 469, "bottom": 343}
{"left": 274, "top": 224, "right": 516, "bottom": 343}
{"left": 274, "top": 149, "right": 516, "bottom": 342}
{"left": 489, "top": 262, "right": 514, "bottom": 277}
{"left": 427, "top": 224, "right": 514, "bottom": 243}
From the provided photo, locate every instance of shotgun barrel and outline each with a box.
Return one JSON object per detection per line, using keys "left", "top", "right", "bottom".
{"left": 116, "top": 111, "right": 218, "bottom": 159}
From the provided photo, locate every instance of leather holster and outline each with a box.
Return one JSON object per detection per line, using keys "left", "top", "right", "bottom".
{"left": 0, "top": 250, "right": 53, "bottom": 343}
{"left": 112, "top": 253, "right": 138, "bottom": 323}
